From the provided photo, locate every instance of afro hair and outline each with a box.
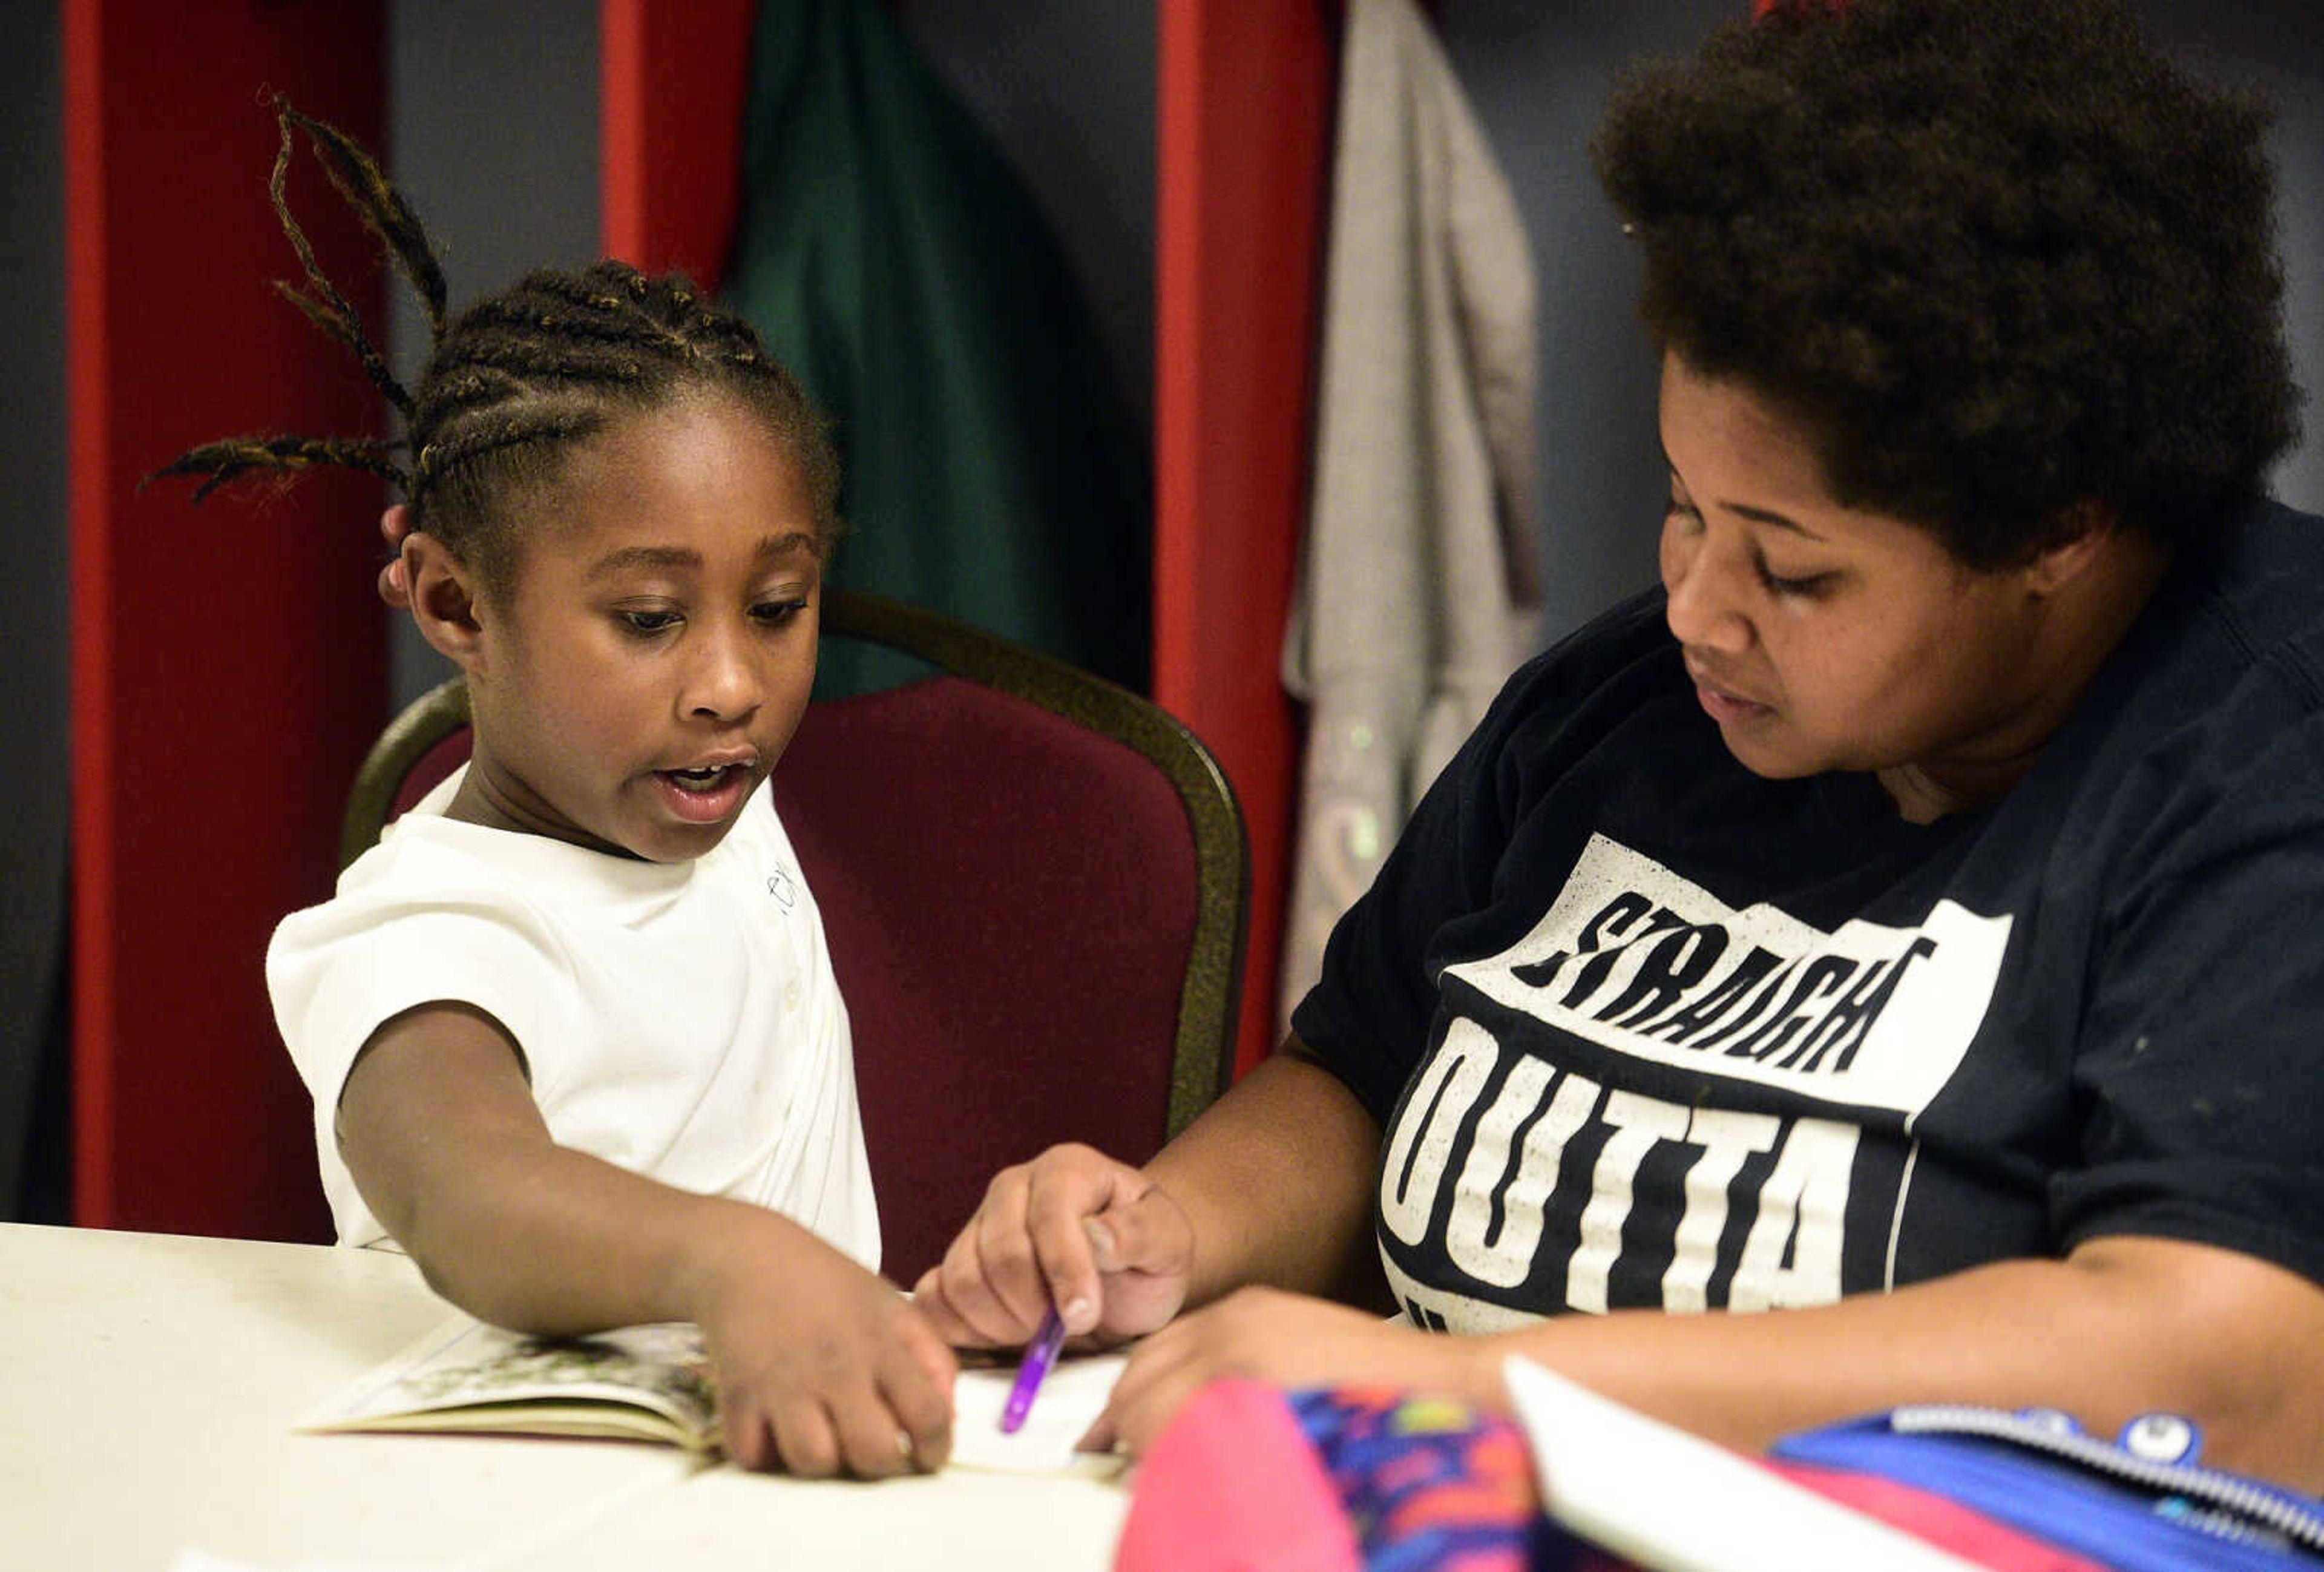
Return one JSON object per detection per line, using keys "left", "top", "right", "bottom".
{"left": 1593, "top": 0, "right": 2302, "bottom": 565}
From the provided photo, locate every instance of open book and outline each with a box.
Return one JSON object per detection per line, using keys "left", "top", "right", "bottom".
{"left": 301, "top": 1313, "right": 1127, "bottom": 1476}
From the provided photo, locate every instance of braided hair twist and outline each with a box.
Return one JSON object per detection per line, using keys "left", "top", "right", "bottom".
{"left": 156, "top": 99, "right": 840, "bottom": 601}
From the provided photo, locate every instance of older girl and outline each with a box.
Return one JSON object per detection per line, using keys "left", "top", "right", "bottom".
{"left": 918, "top": 0, "right": 2324, "bottom": 1488}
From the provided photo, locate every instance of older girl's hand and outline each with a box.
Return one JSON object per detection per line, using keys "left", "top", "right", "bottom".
{"left": 1085, "top": 1287, "right": 1495, "bottom": 1456}
{"left": 913, "top": 1142, "right": 1193, "bottom": 1349}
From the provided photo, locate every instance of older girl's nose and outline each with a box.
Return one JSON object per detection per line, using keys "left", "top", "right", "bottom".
{"left": 1661, "top": 523, "right": 1753, "bottom": 653}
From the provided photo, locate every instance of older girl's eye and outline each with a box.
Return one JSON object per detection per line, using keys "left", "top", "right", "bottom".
{"left": 1755, "top": 560, "right": 1836, "bottom": 599}
{"left": 617, "top": 608, "right": 681, "bottom": 636}
{"left": 752, "top": 598, "right": 810, "bottom": 628}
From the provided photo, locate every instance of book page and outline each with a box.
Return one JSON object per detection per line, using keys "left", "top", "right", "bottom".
{"left": 300, "top": 1315, "right": 717, "bottom": 1451}
{"left": 948, "top": 1353, "right": 1129, "bottom": 1477}
{"left": 304, "top": 1312, "right": 1125, "bottom": 1477}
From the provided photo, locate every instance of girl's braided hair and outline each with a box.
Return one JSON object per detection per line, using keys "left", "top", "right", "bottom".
{"left": 1594, "top": 0, "right": 2300, "bottom": 565}
{"left": 156, "top": 98, "right": 841, "bottom": 600}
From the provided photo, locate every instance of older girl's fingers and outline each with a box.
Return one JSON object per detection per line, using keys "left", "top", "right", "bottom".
{"left": 974, "top": 1167, "right": 1061, "bottom": 1334}
{"left": 921, "top": 1145, "right": 1167, "bottom": 1349}
{"left": 1083, "top": 1188, "right": 1193, "bottom": 1283}
{"left": 1019, "top": 1149, "right": 1163, "bottom": 1335}
{"left": 912, "top": 1162, "right": 1037, "bottom": 1346}
{"left": 1083, "top": 1327, "right": 1212, "bottom": 1458}
{"left": 921, "top": 1223, "right": 1029, "bottom": 1347}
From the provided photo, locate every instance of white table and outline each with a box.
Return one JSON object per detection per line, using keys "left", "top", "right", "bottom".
{"left": 0, "top": 1224, "right": 1129, "bottom": 1571}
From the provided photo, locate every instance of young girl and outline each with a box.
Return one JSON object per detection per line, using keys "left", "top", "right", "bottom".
{"left": 159, "top": 102, "right": 954, "bottom": 1479}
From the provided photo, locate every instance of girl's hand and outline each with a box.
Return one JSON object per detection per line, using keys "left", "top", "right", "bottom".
{"left": 1087, "top": 1286, "right": 1494, "bottom": 1456}
{"left": 912, "top": 1142, "right": 1193, "bottom": 1349}
{"left": 379, "top": 503, "right": 414, "bottom": 609}
{"left": 692, "top": 1215, "right": 957, "bottom": 1478}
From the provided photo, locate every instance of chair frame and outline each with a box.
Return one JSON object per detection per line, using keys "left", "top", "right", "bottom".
{"left": 338, "top": 586, "right": 1250, "bottom": 1138}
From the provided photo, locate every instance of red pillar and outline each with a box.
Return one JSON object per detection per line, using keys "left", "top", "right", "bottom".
{"left": 1155, "top": 1, "right": 1332, "bottom": 1074}
{"left": 66, "top": 1, "right": 388, "bottom": 1239}
{"left": 600, "top": 0, "right": 761, "bottom": 290}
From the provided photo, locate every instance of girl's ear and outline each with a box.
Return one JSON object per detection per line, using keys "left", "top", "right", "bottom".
{"left": 401, "top": 529, "right": 488, "bottom": 672}
{"left": 2022, "top": 499, "right": 2119, "bottom": 597}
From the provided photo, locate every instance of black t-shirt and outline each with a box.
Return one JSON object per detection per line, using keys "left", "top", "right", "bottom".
{"left": 1293, "top": 499, "right": 2324, "bottom": 1332}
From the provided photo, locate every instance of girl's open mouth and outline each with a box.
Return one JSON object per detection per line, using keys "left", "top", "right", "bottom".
{"left": 653, "top": 763, "right": 755, "bottom": 823}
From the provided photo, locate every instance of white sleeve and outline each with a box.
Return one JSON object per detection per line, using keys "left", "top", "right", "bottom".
{"left": 265, "top": 867, "right": 576, "bottom": 1245}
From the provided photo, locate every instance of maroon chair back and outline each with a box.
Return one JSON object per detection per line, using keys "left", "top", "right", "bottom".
{"left": 772, "top": 675, "right": 1199, "bottom": 1280}
{"left": 390, "top": 731, "right": 473, "bottom": 818}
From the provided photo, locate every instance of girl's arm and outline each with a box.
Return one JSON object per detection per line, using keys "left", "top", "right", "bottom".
{"left": 337, "top": 1001, "right": 956, "bottom": 1477}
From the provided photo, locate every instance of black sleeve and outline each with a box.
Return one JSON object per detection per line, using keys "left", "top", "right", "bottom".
{"left": 1290, "top": 592, "right": 1669, "bottom": 1125}
{"left": 2054, "top": 695, "right": 2324, "bottom": 1286}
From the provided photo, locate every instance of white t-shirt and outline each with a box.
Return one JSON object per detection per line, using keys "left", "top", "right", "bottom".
{"left": 266, "top": 769, "right": 879, "bottom": 1266}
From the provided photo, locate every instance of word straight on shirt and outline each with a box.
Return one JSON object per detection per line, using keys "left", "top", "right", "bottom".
{"left": 1455, "top": 835, "right": 2008, "bottom": 1113}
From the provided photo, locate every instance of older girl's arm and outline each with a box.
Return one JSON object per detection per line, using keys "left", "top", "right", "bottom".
{"left": 1093, "top": 1233, "right": 2324, "bottom": 1491}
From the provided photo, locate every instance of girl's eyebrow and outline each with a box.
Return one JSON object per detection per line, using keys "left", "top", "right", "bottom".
{"left": 585, "top": 533, "right": 819, "bottom": 579}
{"left": 588, "top": 545, "right": 698, "bottom": 579}
{"left": 754, "top": 530, "right": 822, "bottom": 561}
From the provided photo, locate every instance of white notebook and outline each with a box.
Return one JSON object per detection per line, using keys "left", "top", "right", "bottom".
{"left": 1503, "top": 1356, "right": 1984, "bottom": 1572}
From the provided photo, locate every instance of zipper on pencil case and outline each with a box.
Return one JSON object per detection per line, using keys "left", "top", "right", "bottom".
{"left": 1883, "top": 1404, "right": 2324, "bottom": 1554}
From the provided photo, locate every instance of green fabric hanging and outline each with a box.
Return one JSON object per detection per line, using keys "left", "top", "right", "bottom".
{"left": 720, "top": 0, "right": 1151, "bottom": 697}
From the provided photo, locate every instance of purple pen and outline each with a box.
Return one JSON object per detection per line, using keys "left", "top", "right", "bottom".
{"left": 999, "top": 1305, "right": 1070, "bottom": 1435}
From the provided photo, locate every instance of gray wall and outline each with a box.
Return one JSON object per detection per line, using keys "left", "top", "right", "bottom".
{"left": 1, "top": 0, "right": 70, "bottom": 1222}
{"left": 2144, "top": 3, "right": 2324, "bottom": 515}
{"left": 387, "top": 0, "right": 602, "bottom": 706}
{"left": 901, "top": 1, "right": 1157, "bottom": 434}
